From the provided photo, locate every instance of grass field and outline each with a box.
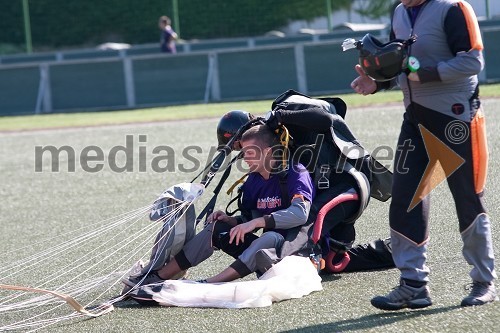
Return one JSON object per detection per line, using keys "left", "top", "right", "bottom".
{"left": 0, "top": 94, "right": 499, "bottom": 332}
{"left": 0, "top": 83, "right": 499, "bottom": 132}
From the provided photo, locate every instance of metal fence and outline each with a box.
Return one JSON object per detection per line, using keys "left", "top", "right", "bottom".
{"left": 1, "top": 27, "right": 499, "bottom": 116}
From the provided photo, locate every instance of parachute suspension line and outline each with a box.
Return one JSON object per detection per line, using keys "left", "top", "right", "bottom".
{"left": 0, "top": 204, "right": 154, "bottom": 308}
{"left": 39, "top": 203, "right": 182, "bottom": 297}
{"left": 0, "top": 238, "right": 152, "bottom": 315}
{"left": 0, "top": 313, "right": 80, "bottom": 332}
{"left": 109, "top": 200, "right": 197, "bottom": 303}
{"left": 0, "top": 204, "right": 154, "bottom": 261}
{"left": 0, "top": 213, "right": 160, "bottom": 327}
{"left": 0, "top": 202, "right": 192, "bottom": 332}
{"left": 87, "top": 200, "right": 196, "bottom": 306}
{"left": 0, "top": 188, "right": 202, "bottom": 331}
{"left": 0, "top": 204, "right": 175, "bottom": 311}
{"left": 0, "top": 204, "right": 154, "bottom": 279}
{"left": 12, "top": 200, "right": 194, "bottom": 312}
{"left": 44, "top": 216, "right": 160, "bottom": 296}
{"left": 0, "top": 204, "right": 154, "bottom": 303}
{"left": 0, "top": 277, "right": 116, "bottom": 332}
{"left": 0, "top": 241, "right": 157, "bottom": 331}
{"left": 0, "top": 284, "right": 114, "bottom": 317}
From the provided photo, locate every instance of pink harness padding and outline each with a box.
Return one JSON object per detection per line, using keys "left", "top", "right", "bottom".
{"left": 311, "top": 192, "right": 359, "bottom": 244}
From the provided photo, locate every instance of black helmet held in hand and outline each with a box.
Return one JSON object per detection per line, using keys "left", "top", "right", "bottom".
{"left": 346, "top": 33, "right": 416, "bottom": 82}
{"left": 216, "top": 110, "right": 255, "bottom": 147}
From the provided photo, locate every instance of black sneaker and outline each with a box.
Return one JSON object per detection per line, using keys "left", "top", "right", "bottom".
{"left": 122, "top": 271, "right": 164, "bottom": 289}
{"left": 129, "top": 284, "right": 163, "bottom": 306}
{"left": 371, "top": 279, "right": 432, "bottom": 311}
{"left": 461, "top": 281, "right": 499, "bottom": 306}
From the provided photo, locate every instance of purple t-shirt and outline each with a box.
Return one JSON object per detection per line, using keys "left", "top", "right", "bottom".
{"left": 160, "top": 26, "right": 177, "bottom": 53}
{"left": 240, "top": 163, "right": 314, "bottom": 218}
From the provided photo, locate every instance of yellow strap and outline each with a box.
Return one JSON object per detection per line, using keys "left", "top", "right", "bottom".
{"left": 0, "top": 283, "right": 114, "bottom": 317}
{"left": 279, "top": 126, "right": 290, "bottom": 169}
{"left": 226, "top": 173, "right": 249, "bottom": 195}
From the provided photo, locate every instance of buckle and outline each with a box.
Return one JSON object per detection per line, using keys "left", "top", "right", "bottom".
{"left": 317, "top": 165, "right": 330, "bottom": 189}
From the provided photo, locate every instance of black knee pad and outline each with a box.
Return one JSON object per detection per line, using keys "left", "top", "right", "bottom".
{"left": 211, "top": 222, "right": 232, "bottom": 250}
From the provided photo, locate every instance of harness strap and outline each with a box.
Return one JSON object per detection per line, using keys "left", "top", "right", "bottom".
{"left": 278, "top": 172, "right": 290, "bottom": 205}
{"left": 278, "top": 126, "right": 290, "bottom": 170}
{"left": 224, "top": 172, "right": 250, "bottom": 217}
{"left": 196, "top": 161, "right": 234, "bottom": 226}
{"left": 225, "top": 192, "right": 243, "bottom": 216}
{"left": 226, "top": 173, "right": 249, "bottom": 195}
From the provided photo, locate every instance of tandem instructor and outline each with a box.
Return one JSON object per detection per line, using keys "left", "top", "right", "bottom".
{"left": 351, "top": 0, "right": 497, "bottom": 310}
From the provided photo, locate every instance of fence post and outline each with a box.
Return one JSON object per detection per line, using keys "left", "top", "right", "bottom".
{"left": 35, "top": 63, "right": 52, "bottom": 114}
{"left": 294, "top": 44, "right": 308, "bottom": 93}
{"left": 204, "top": 52, "right": 220, "bottom": 102}
{"left": 123, "top": 57, "right": 136, "bottom": 108}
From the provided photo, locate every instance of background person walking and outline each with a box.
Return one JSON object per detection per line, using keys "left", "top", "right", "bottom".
{"left": 159, "top": 15, "right": 178, "bottom": 53}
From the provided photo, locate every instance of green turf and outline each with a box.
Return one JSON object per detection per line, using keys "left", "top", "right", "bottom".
{"left": 1, "top": 83, "right": 499, "bottom": 132}
{"left": 0, "top": 100, "right": 499, "bottom": 332}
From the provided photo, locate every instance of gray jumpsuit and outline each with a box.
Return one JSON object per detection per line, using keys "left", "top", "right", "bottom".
{"left": 386, "top": 0, "right": 496, "bottom": 283}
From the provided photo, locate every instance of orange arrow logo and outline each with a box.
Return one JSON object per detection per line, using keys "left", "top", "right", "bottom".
{"left": 408, "top": 124, "right": 465, "bottom": 212}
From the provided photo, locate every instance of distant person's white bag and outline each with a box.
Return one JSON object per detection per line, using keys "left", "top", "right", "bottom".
{"left": 130, "top": 255, "right": 322, "bottom": 308}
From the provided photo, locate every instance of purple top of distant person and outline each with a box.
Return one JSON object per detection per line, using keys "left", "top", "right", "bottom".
{"left": 159, "top": 16, "right": 178, "bottom": 53}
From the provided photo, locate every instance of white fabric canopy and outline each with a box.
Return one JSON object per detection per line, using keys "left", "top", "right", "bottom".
{"left": 136, "top": 255, "right": 322, "bottom": 308}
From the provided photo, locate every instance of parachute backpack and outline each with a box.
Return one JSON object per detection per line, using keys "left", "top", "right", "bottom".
{"left": 265, "top": 89, "right": 393, "bottom": 273}
{"left": 271, "top": 89, "right": 392, "bottom": 202}
{"left": 342, "top": 33, "right": 417, "bottom": 81}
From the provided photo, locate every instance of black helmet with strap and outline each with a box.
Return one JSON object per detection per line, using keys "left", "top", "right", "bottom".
{"left": 343, "top": 33, "right": 416, "bottom": 82}
{"left": 217, "top": 110, "right": 254, "bottom": 147}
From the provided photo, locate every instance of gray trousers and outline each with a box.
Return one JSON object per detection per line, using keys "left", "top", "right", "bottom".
{"left": 174, "top": 221, "right": 284, "bottom": 277}
{"left": 389, "top": 105, "right": 496, "bottom": 283}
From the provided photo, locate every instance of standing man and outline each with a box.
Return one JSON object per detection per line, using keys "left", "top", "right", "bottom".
{"left": 159, "top": 16, "right": 178, "bottom": 53}
{"left": 351, "top": 0, "right": 497, "bottom": 310}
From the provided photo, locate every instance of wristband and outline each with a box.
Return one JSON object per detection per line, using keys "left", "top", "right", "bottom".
{"left": 408, "top": 56, "right": 420, "bottom": 73}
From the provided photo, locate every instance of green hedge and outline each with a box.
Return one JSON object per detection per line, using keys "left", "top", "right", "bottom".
{"left": 0, "top": 0, "right": 350, "bottom": 52}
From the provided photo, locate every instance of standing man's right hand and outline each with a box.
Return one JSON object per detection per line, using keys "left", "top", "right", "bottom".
{"left": 351, "top": 65, "right": 377, "bottom": 95}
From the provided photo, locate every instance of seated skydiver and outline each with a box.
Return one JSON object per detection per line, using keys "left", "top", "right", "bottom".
{"left": 122, "top": 123, "right": 315, "bottom": 288}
